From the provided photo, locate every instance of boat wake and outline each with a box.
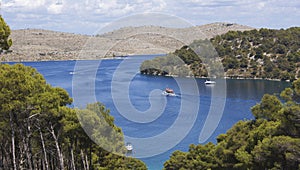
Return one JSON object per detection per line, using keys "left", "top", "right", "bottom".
{"left": 162, "top": 88, "right": 177, "bottom": 97}
{"left": 162, "top": 91, "right": 177, "bottom": 96}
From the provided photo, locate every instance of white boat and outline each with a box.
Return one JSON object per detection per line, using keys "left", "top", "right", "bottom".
{"left": 205, "top": 80, "right": 216, "bottom": 85}
{"left": 162, "top": 88, "right": 176, "bottom": 96}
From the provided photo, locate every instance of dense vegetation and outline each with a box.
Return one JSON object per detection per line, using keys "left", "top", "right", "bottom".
{"left": 164, "top": 79, "right": 300, "bottom": 169}
{"left": 140, "top": 27, "right": 300, "bottom": 81}
{"left": 0, "top": 15, "right": 12, "bottom": 54}
{"left": 0, "top": 64, "right": 147, "bottom": 170}
{"left": 140, "top": 40, "right": 220, "bottom": 78}
{"left": 213, "top": 27, "right": 300, "bottom": 80}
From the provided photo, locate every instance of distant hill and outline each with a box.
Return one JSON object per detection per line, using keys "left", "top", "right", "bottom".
{"left": 140, "top": 27, "right": 300, "bottom": 81}
{"left": 2, "top": 23, "right": 252, "bottom": 61}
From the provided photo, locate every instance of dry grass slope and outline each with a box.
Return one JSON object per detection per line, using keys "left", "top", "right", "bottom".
{"left": 2, "top": 23, "right": 253, "bottom": 61}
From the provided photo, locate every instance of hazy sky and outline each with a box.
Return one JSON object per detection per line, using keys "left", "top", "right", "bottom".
{"left": 1, "top": 0, "right": 299, "bottom": 34}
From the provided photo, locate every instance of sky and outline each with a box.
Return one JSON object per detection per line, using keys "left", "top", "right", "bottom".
{"left": 0, "top": 0, "right": 300, "bottom": 35}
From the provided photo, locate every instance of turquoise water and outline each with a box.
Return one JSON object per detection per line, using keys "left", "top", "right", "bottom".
{"left": 17, "top": 55, "right": 290, "bottom": 170}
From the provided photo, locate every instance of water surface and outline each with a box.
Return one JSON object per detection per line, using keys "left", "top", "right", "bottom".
{"left": 17, "top": 55, "right": 290, "bottom": 170}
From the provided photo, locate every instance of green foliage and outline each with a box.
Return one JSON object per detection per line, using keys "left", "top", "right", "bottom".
{"left": 103, "top": 153, "right": 147, "bottom": 170}
{"left": 222, "top": 56, "right": 239, "bottom": 71}
{"left": 164, "top": 79, "right": 300, "bottom": 169}
{"left": 0, "top": 64, "right": 146, "bottom": 169}
{"left": 164, "top": 150, "right": 188, "bottom": 170}
{"left": 140, "top": 54, "right": 190, "bottom": 76}
{"left": 140, "top": 39, "right": 223, "bottom": 78}
{"left": 280, "top": 80, "right": 300, "bottom": 103}
{"left": 252, "top": 136, "right": 300, "bottom": 169}
{"left": 212, "top": 27, "right": 300, "bottom": 80}
{"left": 251, "top": 94, "right": 282, "bottom": 120}
{"left": 143, "top": 27, "right": 300, "bottom": 81}
{"left": 174, "top": 45, "right": 201, "bottom": 65}
{"left": 77, "top": 102, "right": 125, "bottom": 154}
{"left": 0, "top": 16, "right": 12, "bottom": 53}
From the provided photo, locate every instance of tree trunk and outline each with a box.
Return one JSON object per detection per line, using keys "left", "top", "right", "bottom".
{"left": 0, "top": 145, "right": 4, "bottom": 169}
{"left": 18, "top": 126, "right": 31, "bottom": 170}
{"left": 89, "top": 145, "right": 92, "bottom": 170}
{"left": 22, "top": 133, "right": 32, "bottom": 170}
{"left": 80, "top": 149, "right": 87, "bottom": 170}
{"left": 19, "top": 142, "right": 25, "bottom": 170}
{"left": 2, "top": 143, "right": 10, "bottom": 170}
{"left": 50, "top": 124, "right": 64, "bottom": 170}
{"left": 9, "top": 112, "right": 17, "bottom": 170}
{"left": 27, "top": 122, "right": 34, "bottom": 170}
{"left": 49, "top": 153, "right": 53, "bottom": 170}
{"left": 19, "top": 117, "right": 34, "bottom": 170}
{"left": 39, "top": 127, "right": 49, "bottom": 170}
{"left": 85, "top": 152, "right": 89, "bottom": 170}
{"left": 70, "top": 143, "right": 76, "bottom": 170}
{"left": 28, "top": 141, "right": 34, "bottom": 170}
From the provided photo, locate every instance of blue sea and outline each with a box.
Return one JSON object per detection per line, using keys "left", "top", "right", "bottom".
{"left": 15, "top": 55, "right": 290, "bottom": 170}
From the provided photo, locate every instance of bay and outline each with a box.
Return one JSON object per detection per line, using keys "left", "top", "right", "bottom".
{"left": 16, "top": 55, "right": 290, "bottom": 170}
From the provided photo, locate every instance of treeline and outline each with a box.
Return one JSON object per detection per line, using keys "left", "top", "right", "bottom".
{"left": 140, "top": 40, "right": 222, "bottom": 78}
{"left": 140, "top": 50, "right": 200, "bottom": 77}
{"left": 0, "top": 64, "right": 146, "bottom": 170}
{"left": 164, "top": 79, "right": 300, "bottom": 169}
{"left": 140, "top": 27, "right": 300, "bottom": 81}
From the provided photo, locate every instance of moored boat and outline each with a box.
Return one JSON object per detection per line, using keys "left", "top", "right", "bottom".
{"left": 205, "top": 80, "right": 216, "bottom": 85}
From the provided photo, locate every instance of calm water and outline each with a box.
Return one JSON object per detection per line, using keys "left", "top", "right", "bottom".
{"left": 16, "top": 55, "right": 290, "bottom": 170}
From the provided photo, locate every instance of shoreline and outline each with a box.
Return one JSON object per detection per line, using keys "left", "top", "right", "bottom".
{"left": 1, "top": 53, "right": 166, "bottom": 62}
{"left": 3, "top": 55, "right": 294, "bottom": 82}
{"left": 141, "top": 72, "right": 292, "bottom": 82}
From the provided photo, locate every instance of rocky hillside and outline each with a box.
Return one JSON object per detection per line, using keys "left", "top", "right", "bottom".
{"left": 140, "top": 27, "right": 300, "bottom": 81}
{"left": 1, "top": 23, "right": 252, "bottom": 61}
{"left": 212, "top": 28, "right": 300, "bottom": 80}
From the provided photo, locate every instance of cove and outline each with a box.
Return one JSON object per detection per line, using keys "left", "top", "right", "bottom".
{"left": 16, "top": 55, "right": 290, "bottom": 170}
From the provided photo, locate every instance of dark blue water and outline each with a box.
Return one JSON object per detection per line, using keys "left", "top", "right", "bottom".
{"left": 14, "top": 55, "right": 290, "bottom": 170}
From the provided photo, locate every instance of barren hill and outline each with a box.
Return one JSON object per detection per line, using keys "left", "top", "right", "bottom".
{"left": 2, "top": 22, "right": 253, "bottom": 61}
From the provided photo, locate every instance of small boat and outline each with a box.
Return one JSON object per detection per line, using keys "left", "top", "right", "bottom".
{"left": 162, "top": 88, "right": 176, "bottom": 96}
{"left": 205, "top": 80, "right": 216, "bottom": 85}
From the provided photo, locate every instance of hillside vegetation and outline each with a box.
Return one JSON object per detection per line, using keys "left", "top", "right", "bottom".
{"left": 140, "top": 27, "right": 300, "bottom": 81}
